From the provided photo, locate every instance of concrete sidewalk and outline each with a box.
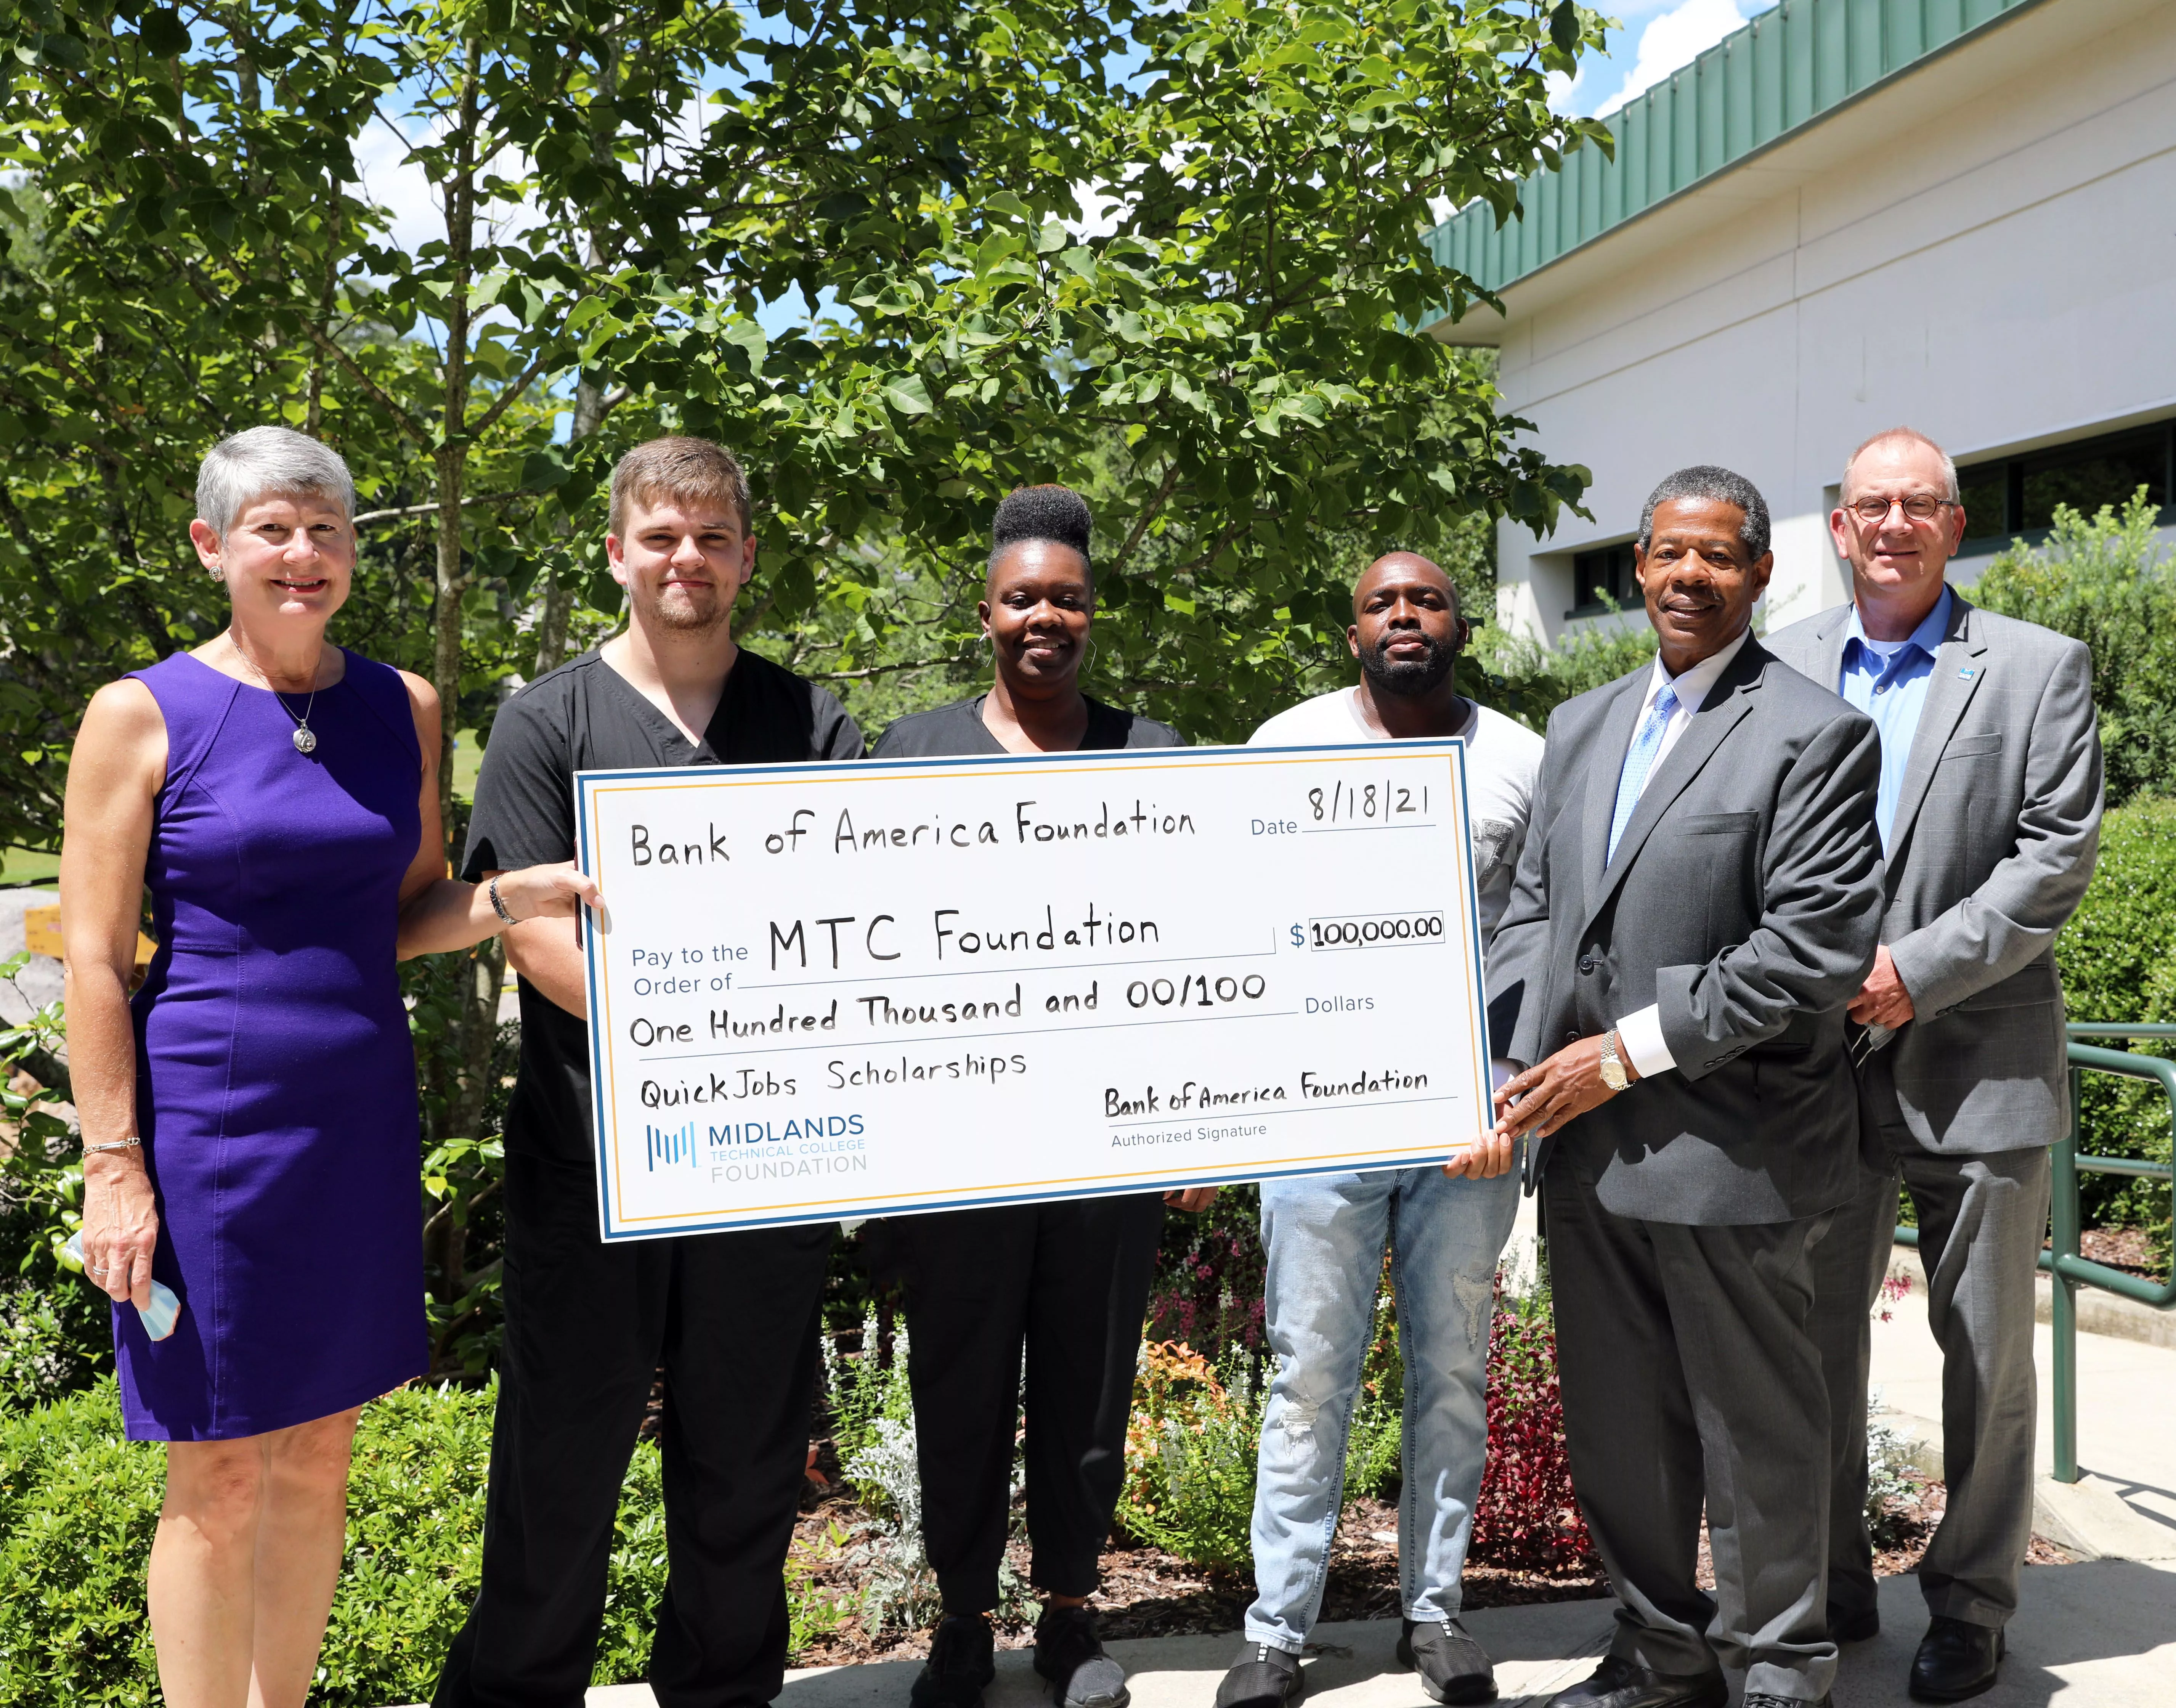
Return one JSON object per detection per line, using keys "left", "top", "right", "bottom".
{"left": 549, "top": 1559, "right": 2176, "bottom": 1708}
{"left": 1869, "top": 1246, "right": 2176, "bottom": 1563}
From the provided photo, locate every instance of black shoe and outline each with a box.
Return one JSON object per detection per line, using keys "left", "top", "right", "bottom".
{"left": 1828, "top": 1602, "right": 1881, "bottom": 1643}
{"left": 1395, "top": 1617, "right": 1496, "bottom": 1705}
{"left": 1214, "top": 1643, "right": 1305, "bottom": 1708}
{"left": 1545, "top": 1654, "right": 1728, "bottom": 1708}
{"left": 1909, "top": 1616, "right": 2004, "bottom": 1702}
{"left": 912, "top": 1614, "right": 997, "bottom": 1708}
{"left": 1034, "top": 1605, "right": 1130, "bottom": 1708}
{"left": 1744, "top": 1695, "right": 1830, "bottom": 1708}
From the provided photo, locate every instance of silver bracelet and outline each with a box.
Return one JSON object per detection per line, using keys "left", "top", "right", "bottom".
{"left": 85, "top": 1137, "right": 143, "bottom": 1154}
{"left": 488, "top": 874, "right": 519, "bottom": 926}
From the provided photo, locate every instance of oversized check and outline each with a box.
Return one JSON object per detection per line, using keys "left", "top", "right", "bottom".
{"left": 575, "top": 741, "right": 1492, "bottom": 1239}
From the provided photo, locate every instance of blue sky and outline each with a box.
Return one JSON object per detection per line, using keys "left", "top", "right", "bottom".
{"left": 1553, "top": 0, "right": 1776, "bottom": 118}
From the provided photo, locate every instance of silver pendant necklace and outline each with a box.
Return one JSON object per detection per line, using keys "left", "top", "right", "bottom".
{"left": 282, "top": 694, "right": 320, "bottom": 754}
{"left": 236, "top": 645, "right": 322, "bottom": 753}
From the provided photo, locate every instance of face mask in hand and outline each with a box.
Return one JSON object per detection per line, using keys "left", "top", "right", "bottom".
{"left": 63, "top": 1231, "right": 181, "bottom": 1340}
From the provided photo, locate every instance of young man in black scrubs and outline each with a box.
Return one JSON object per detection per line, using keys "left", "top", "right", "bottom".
{"left": 435, "top": 437, "right": 863, "bottom": 1708}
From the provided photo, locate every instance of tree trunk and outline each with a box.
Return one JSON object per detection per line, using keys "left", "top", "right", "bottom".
{"left": 422, "top": 37, "right": 508, "bottom": 1320}
{"left": 432, "top": 37, "right": 481, "bottom": 829}
{"left": 531, "top": 371, "right": 606, "bottom": 676}
{"left": 531, "top": 38, "right": 618, "bottom": 680}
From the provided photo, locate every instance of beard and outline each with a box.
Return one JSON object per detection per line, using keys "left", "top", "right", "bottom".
{"left": 635, "top": 579, "right": 733, "bottom": 636}
{"left": 1359, "top": 631, "right": 1455, "bottom": 697}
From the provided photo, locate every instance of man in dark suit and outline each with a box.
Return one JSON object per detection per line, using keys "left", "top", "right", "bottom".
{"left": 1488, "top": 466, "right": 1884, "bottom": 1708}
{"left": 1767, "top": 427, "right": 2102, "bottom": 1703}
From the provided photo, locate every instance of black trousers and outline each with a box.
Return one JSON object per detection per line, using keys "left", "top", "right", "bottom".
{"left": 883, "top": 1193, "right": 1165, "bottom": 1614}
{"left": 433, "top": 1148, "right": 834, "bottom": 1708}
{"left": 1545, "top": 1155, "right": 1838, "bottom": 1702}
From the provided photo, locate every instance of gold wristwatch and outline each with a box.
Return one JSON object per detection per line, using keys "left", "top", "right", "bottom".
{"left": 1598, "top": 1029, "right": 1630, "bottom": 1092}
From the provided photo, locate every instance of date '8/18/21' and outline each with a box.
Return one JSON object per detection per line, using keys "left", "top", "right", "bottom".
{"left": 1308, "top": 777, "right": 1432, "bottom": 825}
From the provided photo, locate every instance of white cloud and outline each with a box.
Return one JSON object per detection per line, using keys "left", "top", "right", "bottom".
{"left": 350, "top": 116, "right": 445, "bottom": 257}
{"left": 1595, "top": 0, "right": 1753, "bottom": 118}
{"left": 348, "top": 109, "right": 544, "bottom": 260}
{"left": 1546, "top": 65, "right": 1587, "bottom": 115}
{"left": 1072, "top": 180, "right": 1128, "bottom": 240}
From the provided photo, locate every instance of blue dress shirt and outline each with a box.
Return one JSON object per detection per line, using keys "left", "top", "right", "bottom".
{"left": 1839, "top": 587, "right": 1953, "bottom": 849}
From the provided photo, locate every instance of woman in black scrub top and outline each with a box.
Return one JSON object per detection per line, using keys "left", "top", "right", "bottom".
{"left": 872, "top": 486, "right": 1214, "bottom": 1708}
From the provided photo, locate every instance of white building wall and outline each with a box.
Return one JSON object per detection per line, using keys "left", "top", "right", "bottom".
{"left": 1484, "top": 0, "right": 2176, "bottom": 645}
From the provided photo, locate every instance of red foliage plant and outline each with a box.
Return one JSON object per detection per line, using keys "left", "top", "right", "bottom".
{"left": 1470, "top": 1294, "right": 1596, "bottom": 1574}
{"left": 1146, "top": 1186, "right": 1268, "bottom": 1356}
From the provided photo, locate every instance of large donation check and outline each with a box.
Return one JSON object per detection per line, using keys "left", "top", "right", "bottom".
{"left": 576, "top": 741, "right": 1492, "bottom": 1239}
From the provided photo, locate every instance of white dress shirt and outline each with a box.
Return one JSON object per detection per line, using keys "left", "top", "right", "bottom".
{"left": 1613, "top": 627, "right": 1752, "bottom": 1080}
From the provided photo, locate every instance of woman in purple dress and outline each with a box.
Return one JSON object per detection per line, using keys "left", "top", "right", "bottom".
{"left": 61, "top": 427, "right": 597, "bottom": 1708}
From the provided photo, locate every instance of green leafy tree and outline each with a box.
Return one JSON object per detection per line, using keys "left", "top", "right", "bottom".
{"left": 697, "top": 0, "right": 1612, "bottom": 740}
{"left": 0, "top": 0, "right": 726, "bottom": 1363}
{"left": 2, "top": 0, "right": 1612, "bottom": 1368}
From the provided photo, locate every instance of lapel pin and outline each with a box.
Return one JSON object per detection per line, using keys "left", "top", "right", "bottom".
{"left": 1959, "top": 668, "right": 1976, "bottom": 680}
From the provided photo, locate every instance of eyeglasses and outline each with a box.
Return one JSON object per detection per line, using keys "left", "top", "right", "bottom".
{"left": 1847, "top": 495, "right": 1958, "bottom": 523}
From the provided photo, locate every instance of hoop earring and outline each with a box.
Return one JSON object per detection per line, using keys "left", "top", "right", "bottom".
{"left": 1081, "top": 636, "right": 1098, "bottom": 677}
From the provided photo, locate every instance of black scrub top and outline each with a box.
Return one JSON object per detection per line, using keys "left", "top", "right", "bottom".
{"left": 463, "top": 646, "right": 864, "bottom": 1164}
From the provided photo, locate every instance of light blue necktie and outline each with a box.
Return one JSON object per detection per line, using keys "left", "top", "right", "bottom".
{"left": 1607, "top": 684, "right": 1679, "bottom": 864}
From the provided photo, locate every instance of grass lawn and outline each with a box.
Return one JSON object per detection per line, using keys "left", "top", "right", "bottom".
{"left": 0, "top": 846, "right": 59, "bottom": 888}
{"left": 452, "top": 728, "right": 483, "bottom": 803}
{"left": 1, "top": 733, "right": 479, "bottom": 892}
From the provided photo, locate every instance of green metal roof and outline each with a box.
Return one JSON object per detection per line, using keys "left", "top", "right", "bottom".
{"left": 1428, "top": 0, "right": 2043, "bottom": 300}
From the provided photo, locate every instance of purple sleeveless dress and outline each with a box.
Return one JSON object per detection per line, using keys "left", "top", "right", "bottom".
{"left": 117, "top": 649, "right": 429, "bottom": 1440}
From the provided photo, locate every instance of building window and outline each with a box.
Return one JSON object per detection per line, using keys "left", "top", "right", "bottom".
{"left": 1957, "top": 416, "right": 2174, "bottom": 551}
{"left": 1567, "top": 541, "right": 1638, "bottom": 617}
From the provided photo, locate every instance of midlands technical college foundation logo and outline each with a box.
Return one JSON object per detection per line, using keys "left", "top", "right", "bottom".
{"left": 643, "top": 1112, "right": 870, "bottom": 1177}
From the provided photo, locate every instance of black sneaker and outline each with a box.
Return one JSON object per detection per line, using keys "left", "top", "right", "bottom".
{"left": 1033, "top": 1604, "right": 1130, "bottom": 1708}
{"left": 1214, "top": 1642, "right": 1305, "bottom": 1708}
{"left": 911, "top": 1614, "right": 997, "bottom": 1708}
{"left": 1396, "top": 1617, "right": 1497, "bottom": 1705}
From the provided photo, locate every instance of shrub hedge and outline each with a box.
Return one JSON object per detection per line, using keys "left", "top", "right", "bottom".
{"left": 0, "top": 1379, "right": 737, "bottom": 1708}
{"left": 2054, "top": 794, "right": 2176, "bottom": 1259}
{"left": 1973, "top": 491, "right": 2176, "bottom": 809}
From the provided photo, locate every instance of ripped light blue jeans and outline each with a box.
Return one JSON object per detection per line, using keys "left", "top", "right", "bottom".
{"left": 1244, "top": 1164, "right": 1519, "bottom": 1652}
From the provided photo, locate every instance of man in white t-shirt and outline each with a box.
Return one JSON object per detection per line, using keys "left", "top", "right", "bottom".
{"left": 1217, "top": 555, "right": 1544, "bottom": 1708}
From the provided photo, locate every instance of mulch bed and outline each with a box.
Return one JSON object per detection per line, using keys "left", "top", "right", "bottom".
{"left": 786, "top": 1478, "right": 2059, "bottom": 1668}
{"left": 2075, "top": 1226, "right": 2165, "bottom": 1279}
{"left": 1685, "top": 1480, "right": 2072, "bottom": 1595}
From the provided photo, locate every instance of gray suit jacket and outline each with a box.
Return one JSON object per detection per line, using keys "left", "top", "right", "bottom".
{"left": 1487, "top": 636, "right": 1884, "bottom": 1225}
{"left": 1765, "top": 590, "right": 2103, "bottom": 1155}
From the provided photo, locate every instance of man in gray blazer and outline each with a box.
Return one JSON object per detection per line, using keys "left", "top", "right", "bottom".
{"left": 1765, "top": 427, "right": 2102, "bottom": 1703}
{"left": 1488, "top": 467, "right": 1884, "bottom": 1708}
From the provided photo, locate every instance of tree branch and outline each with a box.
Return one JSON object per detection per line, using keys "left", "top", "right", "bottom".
{"left": 806, "top": 655, "right": 976, "bottom": 683}
{"left": 298, "top": 321, "right": 432, "bottom": 448}
{"left": 1107, "top": 458, "right": 1186, "bottom": 582}
{"left": 464, "top": 347, "right": 555, "bottom": 441}
{"left": 352, "top": 491, "right": 527, "bottom": 525}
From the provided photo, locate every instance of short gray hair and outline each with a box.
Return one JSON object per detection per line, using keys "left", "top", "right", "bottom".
{"left": 1842, "top": 426, "right": 1959, "bottom": 503}
{"left": 196, "top": 427, "right": 356, "bottom": 541}
{"left": 1637, "top": 465, "right": 1772, "bottom": 560}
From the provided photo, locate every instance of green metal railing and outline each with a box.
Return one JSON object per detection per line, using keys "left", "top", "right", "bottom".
{"left": 1895, "top": 1023, "right": 2176, "bottom": 1484}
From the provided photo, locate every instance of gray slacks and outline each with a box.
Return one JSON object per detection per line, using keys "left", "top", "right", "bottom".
{"left": 1810, "top": 1146, "right": 2051, "bottom": 1631}
{"left": 1546, "top": 1156, "right": 1838, "bottom": 1702}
